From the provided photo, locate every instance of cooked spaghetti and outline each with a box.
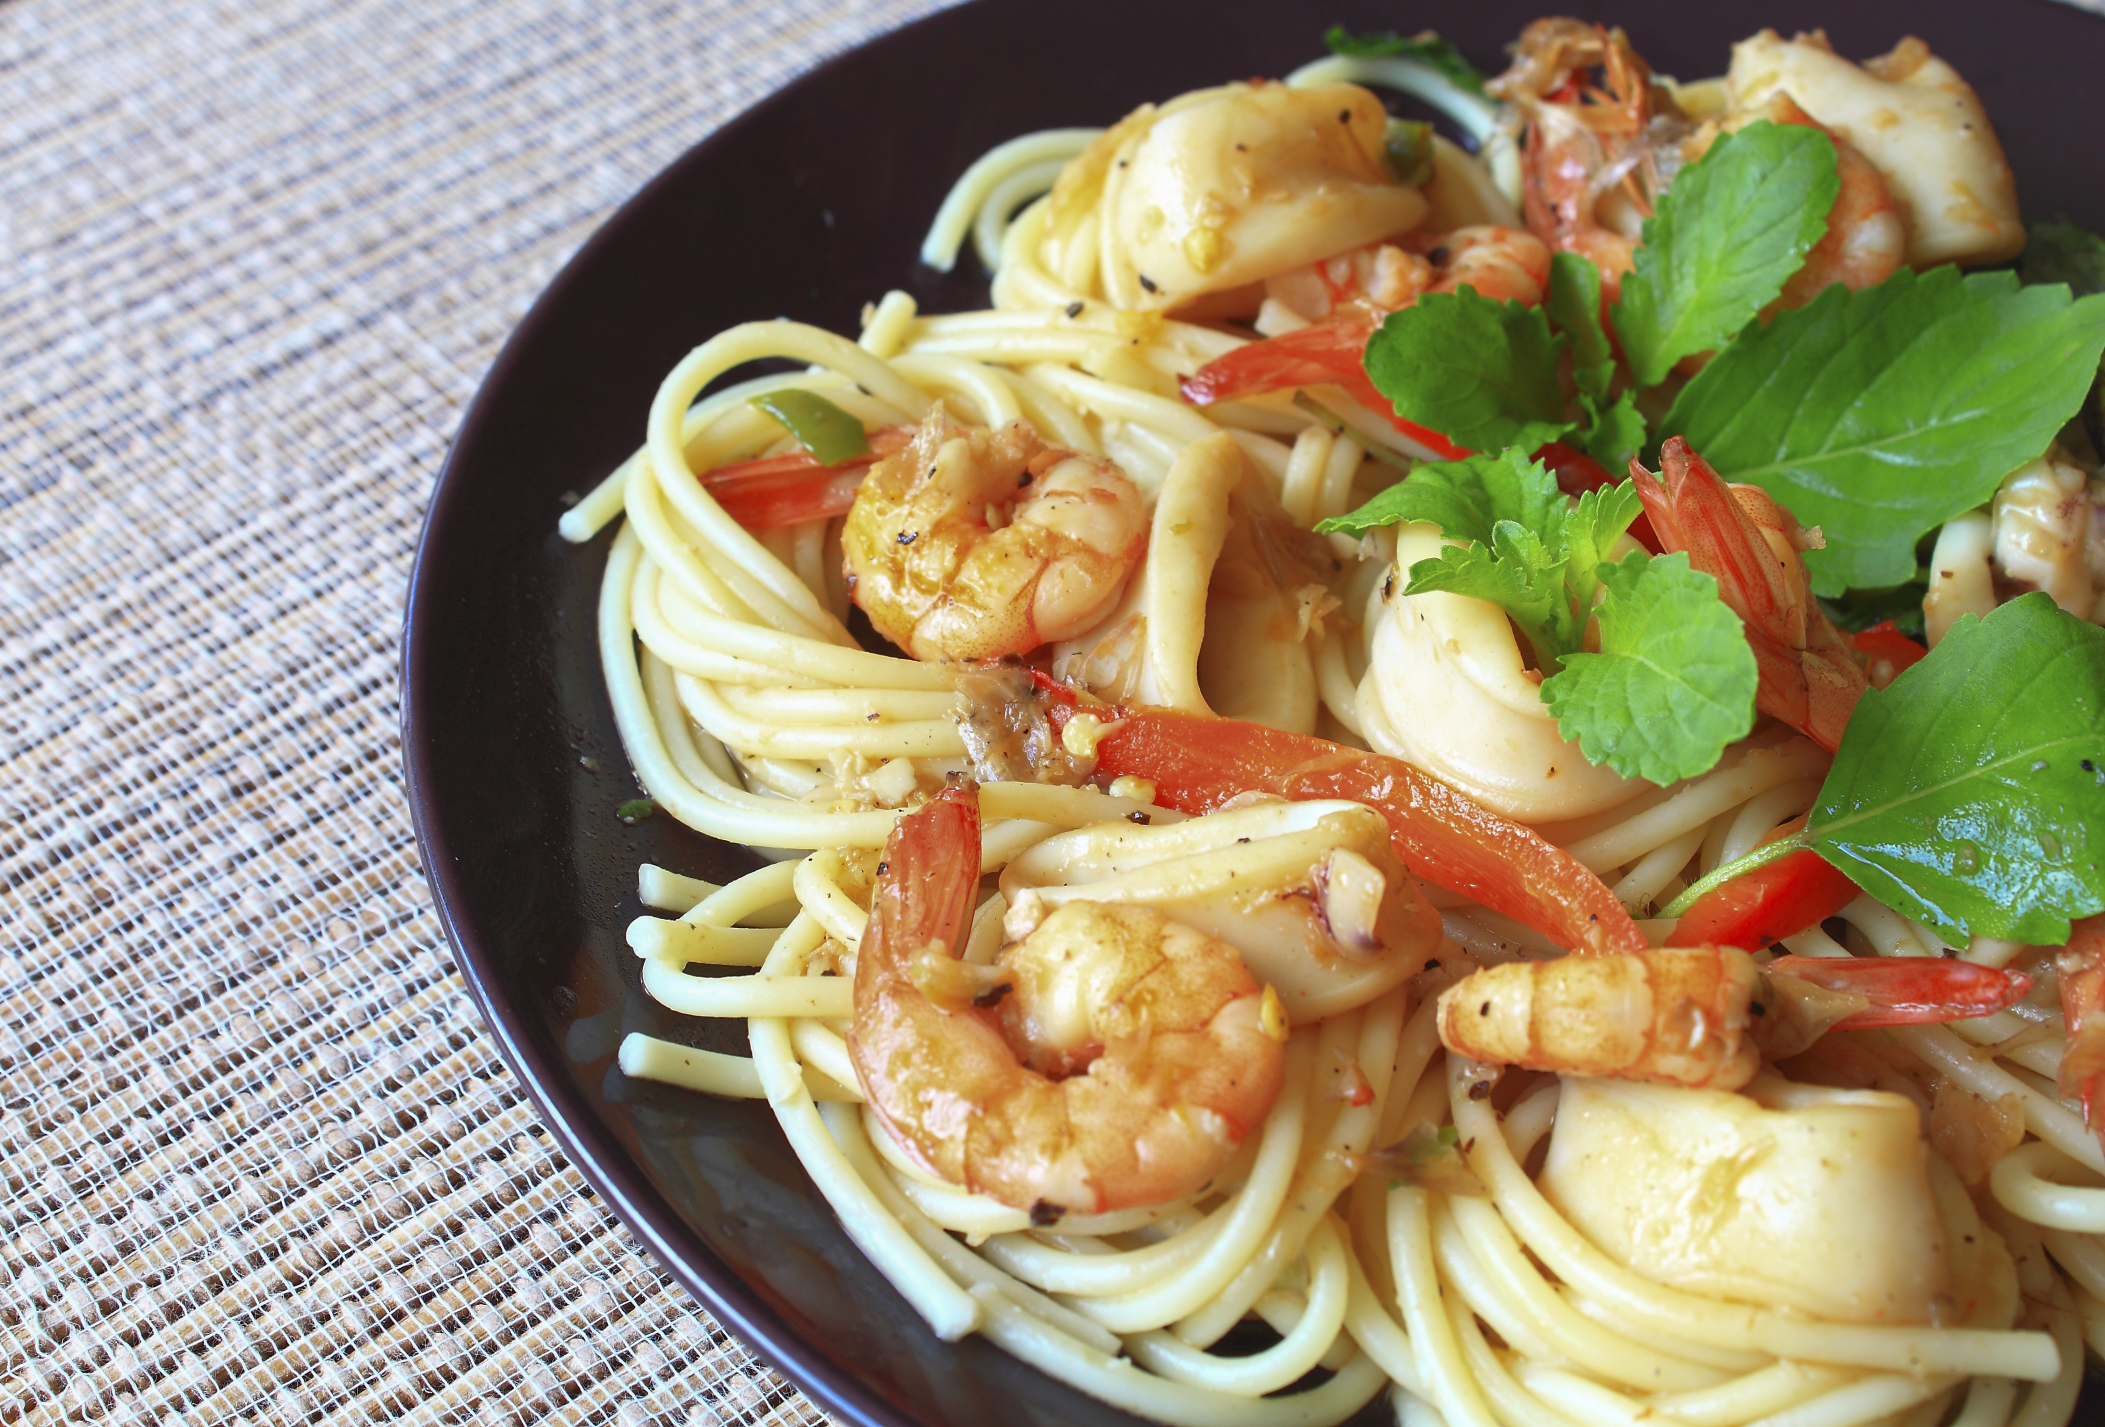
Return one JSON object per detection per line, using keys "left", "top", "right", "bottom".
{"left": 561, "top": 18, "right": 2105, "bottom": 1427}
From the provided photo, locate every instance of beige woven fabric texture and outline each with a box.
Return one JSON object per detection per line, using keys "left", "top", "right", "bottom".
{"left": 0, "top": 1, "right": 951, "bottom": 1423}
{"left": 7, "top": 2, "right": 2105, "bottom": 1427}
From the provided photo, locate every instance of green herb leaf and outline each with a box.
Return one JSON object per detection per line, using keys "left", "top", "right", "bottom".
{"left": 1574, "top": 391, "right": 1648, "bottom": 470}
{"left": 1540, "top": 552, "right": 1759, "bottom": 784}
{"left": 2019, "top": 220, "right": 2105, "bottom": 297}
{"left": 1322, "top": 25, "right": 1486, "bottom": 94}
{"left": 1805, "top": 593, "right": 2105, "bottom": 943}
{"left": 750, "top": 389, "right": 869, "bottom": 465}
{"left": 1364, "top": 291, "right": 1570, "bottom": 453}
{"left": 617, "top": 799, "right": 657, "bottom": 825}
{"left": 1402, "top": 475, "right": 1644, "bottom": 668}
{"left": 1659, "top": 268, "right": 2105, "bottom": 595}
{"left": 1548, "top": 252, "right": 1615, "bottom": 402}
{"left": 1383, "top": 120, "right": 1436, "bottom": 188}
{"left": 1315, "top": 445, "right": 1559, "bottom": 542}
{"left": 1612, "top": 121, "right": 1840, "bottom": 389}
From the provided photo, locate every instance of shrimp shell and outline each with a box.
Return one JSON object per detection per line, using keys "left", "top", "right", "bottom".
{"left": 1437, "top": 945, "right": 1761, "bottom": 1091}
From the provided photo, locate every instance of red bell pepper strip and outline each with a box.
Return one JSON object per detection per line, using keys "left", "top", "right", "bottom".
{"left": 1178, "top": 317, "right": 1470, "bottom": 460}
{"left": 698, "top": 425, "right": 910, "bottom": 531}
{"left": 1666, "top": 815, "right": 1858, "bottom": 950}
{"left": 1850, "top": 620, "right": 1928, "bottom": 689}
{"left": 1032, "top": 678, "right": 1647, "bottom": 957}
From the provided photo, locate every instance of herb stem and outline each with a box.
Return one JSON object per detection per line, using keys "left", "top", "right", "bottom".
{"left": 1656, "top": 831, "right": 1811, "bottom": 921}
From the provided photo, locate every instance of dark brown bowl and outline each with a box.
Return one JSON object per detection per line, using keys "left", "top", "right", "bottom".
{"left": 402, "top": 2, "right": 2105, "bottom": 1422}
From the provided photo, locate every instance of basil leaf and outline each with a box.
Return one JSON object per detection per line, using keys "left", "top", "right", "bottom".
{"left": 1548, "top": 252, "right": 1615, "bottom": 402}
{"left": 1322, "top": 25, "right": 1486, "bottom": 94}
{"left": 1612, "top": 121, "right": 1840, "bottom": 389}
{"left": 750, "top": 389, "right": 869, "bottom": 465}
{"left": 1364, "top": 291, "right": 1569, "bottom": 453}
{"left": 1660, "top": 268, "right": 2105, "bottom": 595}
{"left": 1807, "top": 593, "right": 2105, "bottom": 943}
{"left": 1541, "top": 551, "right": 1759, "bottom": 785}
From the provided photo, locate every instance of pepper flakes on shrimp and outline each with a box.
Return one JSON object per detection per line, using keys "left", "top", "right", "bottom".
{"left": 841, "top": 405, "right": 1148, "bottom": 662}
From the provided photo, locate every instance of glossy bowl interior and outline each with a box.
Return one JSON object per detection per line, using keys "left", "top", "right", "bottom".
{"left": 402, "top": 2, "right": 2105, "bottom": 1422}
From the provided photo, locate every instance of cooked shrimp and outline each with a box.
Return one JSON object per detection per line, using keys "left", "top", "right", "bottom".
{"left": 1180, "top": 226, "right": 1552, "bottom": 455}
{"left": 840, "top": 405, "right": 1148, "bottom": 661}
{"left": 1726, "top": 30, "right": 2024, "bottom": 268}
{"left": 1257, "top": 224, "right": 1554, "bottom": 329}
{"left": 1489, "top": 19, "right": 1681, "bottom": 300}
{"left": 1632, "top": 436, "right": 1867, "bottom": 751}
{"left": 850, "top": 784, "right": 1287, "bottom": 1217}
{"left": 1437, "top": 946, "right": 2035, "bottom": 1091}
{"left": 1695, "top": 92, "right": 1905, "bottom": 305}
{"left": 2056, "top": 914, "right": 2105, "bottom": 1150}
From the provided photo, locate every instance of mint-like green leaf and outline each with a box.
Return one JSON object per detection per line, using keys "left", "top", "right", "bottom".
{"left": 1660, "top": 268, "right": 2105, "bottom": 595}
{"left": 1315, "top": 446, "right": 1560, "bottom": 541}
{"left": 1322, "top": 25, "right": 1487, "bottom": 94}
{"left": 1548, "top": 252, "right": 1615, "bottom": 401}
{"left": 1540, "top": 552, "right": 1758, "bottom": 784}
{"left": 1397, "top": 473, "right": 1646, "bottom": 670}
{"left": 1806, "top": 593, "right": 2105, "bottom": 943}
{"left": 1613, "top": 122, "right": 1839, "bottom": 389}
{"left": 1364, "top": 291, "right": 1570, "bottom": 453}
{"left": 1559, "top": 480, "right": 1645, "bottom": 619}
{"left": 1575, "top": 391, "right": 1648, "bottom": 470}
{"left": 1406, "top": 523, "right": 1571, "bottom": 667}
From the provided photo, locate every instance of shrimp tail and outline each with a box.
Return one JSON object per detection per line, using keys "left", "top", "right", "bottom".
{"left": 1633, "top": 438, "right": 1868, "bottom": 750}
{"left": 1765, "top": 954, "right": 2034, "bottom": 1029}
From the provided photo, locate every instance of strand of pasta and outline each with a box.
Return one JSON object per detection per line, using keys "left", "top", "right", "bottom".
{"left": 919, "top": 128, "right": 1102, "bottom": 272}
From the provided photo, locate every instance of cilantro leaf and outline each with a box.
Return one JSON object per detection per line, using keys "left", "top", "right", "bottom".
{"left": 2019, "top": 220, "right": 2105, "bottom": 296}
{"left": 1540, "top": 552, "right": 1759, "bottom": 785}
{"left": 1659, "top": 268, "right": 2105, "bottom": 595}
{"left": 1613, "top": 122, "right": 1839, "bottom": 389}
{"left": 1314, "top": 446, "right": 1560, "bottom": 543}
{"left": 1364, "top": 291, "right": 1569, "bottom": 453}
{"left": 1560, "top": 480, "right": 1645, "bottom": 621}
{"left": 1575, "top": 391, "right": 1648, "bottom": 470}
{"left": 1322, "top": 25, "right": 1486, "bottom": 94}
{"left": 1406, "top": 523, "right": 1572, "bottom": 667}
{"left": 1401, "top": 474, "right": 1644, "bottom": 667}
{"left": 1806, "top": 594, "right": 2105, "bottom": 943}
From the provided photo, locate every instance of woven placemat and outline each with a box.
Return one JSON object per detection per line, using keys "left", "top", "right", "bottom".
{"left": 0, "top": 2, "right": 949, "bottom": 1423}
{"left": 7, "top": 2, "right": 2104, "bottom": 1426}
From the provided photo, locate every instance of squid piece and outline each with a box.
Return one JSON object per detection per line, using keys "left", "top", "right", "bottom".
{"left": 1726, "top": 30, "right": 2024, "bottom": 268}
{"left": 1001, "top": 798, "right": 1442, "bottom": 1023}
{"left": 1045, "top": 81, "right": 1427, "bottom": 313}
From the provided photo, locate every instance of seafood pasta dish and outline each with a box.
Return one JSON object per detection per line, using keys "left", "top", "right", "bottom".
{"left": 558, "top": 16, "right": 2105, "bottom": 1427}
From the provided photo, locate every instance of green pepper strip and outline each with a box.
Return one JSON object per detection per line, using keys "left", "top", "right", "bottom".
{"left": 750, "top": 389, "right": 870, "bottom": 466}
